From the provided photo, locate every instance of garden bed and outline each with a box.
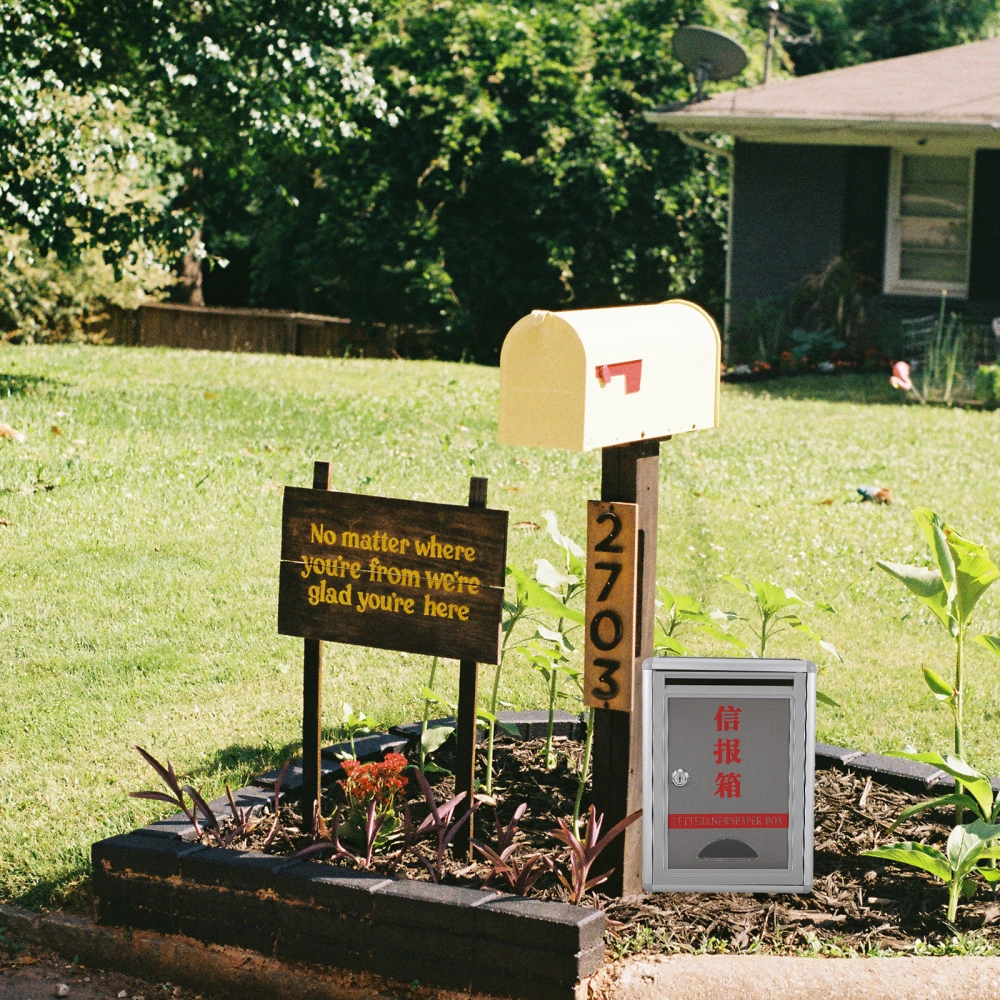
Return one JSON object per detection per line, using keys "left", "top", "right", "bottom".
{"left": 93, "top": 713, "right": 1000, "bottom": 1000}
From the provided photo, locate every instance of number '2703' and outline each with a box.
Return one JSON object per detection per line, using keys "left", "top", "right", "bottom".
{"left": 583, "top": 501, "right": 638, "bottom": 713}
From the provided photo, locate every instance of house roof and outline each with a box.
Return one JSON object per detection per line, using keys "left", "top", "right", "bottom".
{"left": 646, "top": 37, "right": 1000, "bottom": 141}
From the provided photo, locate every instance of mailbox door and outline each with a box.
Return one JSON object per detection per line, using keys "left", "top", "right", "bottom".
{"left": 648, "top": 672, "right": 810, "bottom": 891}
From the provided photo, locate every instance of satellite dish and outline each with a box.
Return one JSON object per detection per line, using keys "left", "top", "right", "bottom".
{"left": 672, "top": 25, "right": 749, "bottom": 102}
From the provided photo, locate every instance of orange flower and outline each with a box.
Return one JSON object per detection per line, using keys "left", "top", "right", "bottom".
{"left": 339, "top": 753, "right": 409, "bottom": 816}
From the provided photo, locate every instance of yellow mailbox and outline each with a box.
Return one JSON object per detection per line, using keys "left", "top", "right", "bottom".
{"left": 498, "top": 299, "right": 720, "bottom": 451}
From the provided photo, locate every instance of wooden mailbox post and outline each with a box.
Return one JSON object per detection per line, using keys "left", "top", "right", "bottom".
{"left": 277, "top": 471, "right": 507, "bottom": 833}
{"left": 499, "top": 299, "right": 721, "bottom": 895}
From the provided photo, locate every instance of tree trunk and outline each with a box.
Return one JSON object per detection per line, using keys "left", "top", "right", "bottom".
{"left": 180, "top": 228, "right": 205, "bottom": 306}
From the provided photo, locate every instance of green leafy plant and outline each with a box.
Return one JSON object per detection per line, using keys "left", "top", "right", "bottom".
{"left": 719, "top": 575, "right": 841, "bottom": 706}
{"left": 523, "top": 629, "right": 582, "bottom": 769}
{"left": 887, "top": 752, "right": 1000, "bottom": 830}
{"left": 877, "top": 509, "right": 1000, "bottom": 766}
{"left": 864, "top": 820, "right": 1000, "bottom": 923}
{"left": 974, "top": 364, "right": 1000, "bottom": 406}
{"left": 338, "top": 702, "right": 372, "bottom": 760}
{"left": 531, "top": 512, "right": 586, "bottom": 768}
{"left": 720, "top": 575, "right": 840, "bottom": 660}
{"left": 485, "top": 549, "right": 583, "bottom": 796}
{"left": 418, "top": 657, "right": 454, "bottom": 773}
{"left": 922, "top": 296, "right": 966, "bottom": 406}
{"left": 900, "top": 295, "right": 982, "bottom": 406}
{"left": 788, "top": 327, "right": 845, "bottom": 363}
{"left": 653, "top": 585, "right": 748, "bottom": 656}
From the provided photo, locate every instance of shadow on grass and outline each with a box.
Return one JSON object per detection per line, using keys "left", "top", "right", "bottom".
{"left": 0, "top": 372, "right": 62, "bottom": 397}
{"left": 14, "top": 873, "right": 94, "bottom": 914}
{"left": 188, "top": 739, "right": 303, "bottom": 787}
{"left": 726, "top": 373, "right": 903, "bottom": 406}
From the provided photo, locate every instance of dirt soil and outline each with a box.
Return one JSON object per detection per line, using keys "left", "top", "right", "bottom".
{"left": 211, "top": 736, "right": 1000, "bottom": 954}
{"left": 0, "top": 935, "right": 218, "bottom": 1000}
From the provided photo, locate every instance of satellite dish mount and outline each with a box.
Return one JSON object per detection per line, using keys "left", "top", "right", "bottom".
{"left": 671, "top": 25, "right": 749, "bottom": 105}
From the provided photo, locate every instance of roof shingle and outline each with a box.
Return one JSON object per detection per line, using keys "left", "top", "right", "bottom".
{"left": 649, "top": 37, "right": 1000, "bottom": 132}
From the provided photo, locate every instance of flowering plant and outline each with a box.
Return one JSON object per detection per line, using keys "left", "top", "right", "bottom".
{"left": 338, "top": 753, "right": 409, "bottom": 851}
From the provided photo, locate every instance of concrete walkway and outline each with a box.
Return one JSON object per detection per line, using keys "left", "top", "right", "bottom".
{"left": 591, "top": 954, "right": 1000, "bottom": 1000}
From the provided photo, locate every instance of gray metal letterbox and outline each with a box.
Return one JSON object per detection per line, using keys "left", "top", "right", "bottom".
{"left": 643, "top": 657, "right": 816, "bottom": 893}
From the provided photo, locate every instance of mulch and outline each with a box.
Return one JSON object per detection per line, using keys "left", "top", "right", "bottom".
{"left": 216, "top": 736, "right": 1000, "bottom": 955}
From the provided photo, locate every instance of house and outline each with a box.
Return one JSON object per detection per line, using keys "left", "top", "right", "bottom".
{"left": 646, "top": 38, "right": 1000, "bottom": 356}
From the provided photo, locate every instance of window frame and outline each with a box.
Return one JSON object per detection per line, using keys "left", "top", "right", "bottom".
{"left": 883, "top": 148, "right": 975, "bottom": 298}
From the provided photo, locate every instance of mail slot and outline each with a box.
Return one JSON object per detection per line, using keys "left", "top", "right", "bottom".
{"left": 498, "top": 300, "right": 720, "bottom": 451}
{"left": 643, "top": 657, "right": 815, "bottom": 893}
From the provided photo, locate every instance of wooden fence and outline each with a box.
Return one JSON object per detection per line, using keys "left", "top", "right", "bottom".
{"left": 103, "top": 302, "right": 438, "bottom": 359}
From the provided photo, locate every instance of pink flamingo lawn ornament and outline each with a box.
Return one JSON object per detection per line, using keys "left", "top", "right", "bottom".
{"left": 889, "top": 361, "right": 913, "bottom": 392}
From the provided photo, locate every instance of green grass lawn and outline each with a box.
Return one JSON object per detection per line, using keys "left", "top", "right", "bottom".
{"left": 2, "top": 343, "right": 1000, "bottom": 909}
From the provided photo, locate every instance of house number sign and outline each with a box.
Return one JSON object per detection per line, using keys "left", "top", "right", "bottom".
{"left": 583, "top": 500, "right": 638, "bottom": 712}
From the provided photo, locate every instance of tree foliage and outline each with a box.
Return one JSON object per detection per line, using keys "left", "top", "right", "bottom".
{"left": 742, "top": 0, "right": 1000, "bottom": 76}
{"left": 0, "top": 1, "right": 189, "bottom": 266}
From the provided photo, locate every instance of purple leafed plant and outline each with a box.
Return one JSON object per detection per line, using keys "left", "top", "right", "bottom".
{"left": 290, "top": 806, "right": 355, "bottom": 865}
{"left": 472, "top": 802, "right": 553, "bottom": 896}
{"left": 551, "top": 804, "right": 642, "bottom": 905}
{"left": 130, "top": 745, "right": 203, "bottom": 838}
{"left": 260, "top": 761, "right": 292, "bottom": 851}
{"left": 290, "top": 800, "right": 386, "bottom": 871}
{"left": 399, "top": 769, "right": 479, "bottom": 883}
{"left": 131, "top": 744, "right": 256, "bottom": 849}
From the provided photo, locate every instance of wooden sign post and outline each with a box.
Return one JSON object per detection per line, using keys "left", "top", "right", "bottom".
{"left": 589, "top": 439, "right": 661, "bottom": 896}
{"left": 278, "top": 472, "right": 507, "bottom": 831}
{"left": 453, "top": 477, "right": 489, "bottom": 853}
{"left": 302, "top": 460, "right": 332, "bottom": 828}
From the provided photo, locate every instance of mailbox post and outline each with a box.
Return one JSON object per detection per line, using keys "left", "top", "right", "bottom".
{"left": 499, "top": 299, "right": 721, "bottom": 895}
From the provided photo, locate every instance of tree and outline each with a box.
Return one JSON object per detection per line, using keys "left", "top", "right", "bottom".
{"left": 64, "top": 0, "right": 392, "bottom": 301}
{"left": 0, "top": 1, "right": 190, "bottom": 269}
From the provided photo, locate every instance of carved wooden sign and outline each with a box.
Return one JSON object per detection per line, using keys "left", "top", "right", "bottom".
{"left": 278, "top": 487, "right": 508, "bottom": 663}
{"left": 584, "top": 500, "right": 638, "bottom": 712}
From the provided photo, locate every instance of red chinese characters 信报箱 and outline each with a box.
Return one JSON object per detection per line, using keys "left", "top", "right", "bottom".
{"left": 714, "top": 705, "right": 742, "bottom": 800}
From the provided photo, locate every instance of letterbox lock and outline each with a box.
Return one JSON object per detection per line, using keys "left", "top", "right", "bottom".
{"left": 671, "top": 768, "right": 689, "bottom": 787}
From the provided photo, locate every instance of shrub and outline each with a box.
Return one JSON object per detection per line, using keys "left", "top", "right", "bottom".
{"left": 0, "top": 232, "right": 174, "bottom": 343}
{"left": 974, "top": 365, "right": 1000, "bottom": 406}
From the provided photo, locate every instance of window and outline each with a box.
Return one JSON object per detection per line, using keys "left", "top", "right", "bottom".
{"left": 884, "top": 152, "right": 973, "bottom": 297}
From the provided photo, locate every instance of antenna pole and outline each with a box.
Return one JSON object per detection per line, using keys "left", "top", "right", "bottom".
{"left": 764, "top": 1, "right": 779, "bottom": 84}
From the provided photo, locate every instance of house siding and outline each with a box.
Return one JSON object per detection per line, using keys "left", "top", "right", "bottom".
{"left": 729, "top": 142, "right": 846, "bottom": 343}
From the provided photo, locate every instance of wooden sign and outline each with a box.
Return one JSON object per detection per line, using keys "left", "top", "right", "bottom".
{"left": 584, "top": 500, "right": 638, "bottom": 712}
{"left": 278, "top": 488, "right": 508, "bottom": 664}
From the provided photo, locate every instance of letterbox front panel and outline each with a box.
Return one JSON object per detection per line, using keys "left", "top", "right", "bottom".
{"left": 643, "top": 658, "right": 815, "bottom": 894}
{"left": 665, "top": 696, "right": 790, "bottom": 870}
